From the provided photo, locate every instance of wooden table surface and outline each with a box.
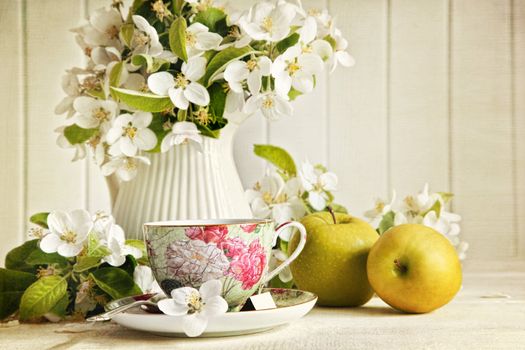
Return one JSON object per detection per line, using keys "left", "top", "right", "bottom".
{"left": 1, "top": 271, "right": 524, "bottom": 350}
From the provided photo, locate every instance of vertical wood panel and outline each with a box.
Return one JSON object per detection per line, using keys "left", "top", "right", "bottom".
{"left": 0, "top": 1, "right": 24, "bottom": 263}
{"left": 26, "top": 0, "right": 86, "bottom": 216}
{"left": 513, "top": 0, "right": 525, "bottom": 258}
{"left": 327, "top": 0, "right": 389, "bottom": 214}
{"left": 451, "top": 0, "right": 515, "bottom": 259}
{"left": 267, "top": 0, "right": 328, "bottom": 170}
{"left": 389, "top": 0, "right": 449, "bottom": 194}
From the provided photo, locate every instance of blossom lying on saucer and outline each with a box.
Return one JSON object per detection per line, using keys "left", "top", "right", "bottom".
{"left": 40, "top": 209, "right": 93, "bottom": 257}
{"left": 157, "top": 279, "right": 228, "bottom": 337}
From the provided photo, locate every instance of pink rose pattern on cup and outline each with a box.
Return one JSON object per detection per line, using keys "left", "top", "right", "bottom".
{"left": 164, "top": 225, "right": 267, "bottom": 290}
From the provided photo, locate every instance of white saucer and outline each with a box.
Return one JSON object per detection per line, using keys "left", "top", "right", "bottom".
{"left": 110, "top": 288, "right": 317, "bottom": 337}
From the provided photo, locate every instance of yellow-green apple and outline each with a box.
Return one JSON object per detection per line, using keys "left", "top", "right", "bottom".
{"left": 367, "top": 224, "right": 462, "bottom": 313}
{"left": 288, "top": 211, "right": 378, "bottom": 306}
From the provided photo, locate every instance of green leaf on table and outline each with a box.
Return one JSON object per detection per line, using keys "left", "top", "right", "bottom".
{"left": 5, "top": 239, "right": 40, "bottom": 273}
{"left": 377, "top": 211, "right": 395, "bottom": 235}
{"left": 26, "top": 249, "right": 68, "bottom": 268}
{"left": 90, "top": 267, "right": 142, "bottom": 300}
{"left": 29, "top": 212, "right": 49, "bottom": 229}
{"left": 201, "top": 45, "right": 256, "bottom": 86}
{"left": 73, "top": 256, "right": 102, "bottom": 273}
{"left": 111, "top": 87, "right": 174, "bottom": 112}
{"left": 0, "top": 268, "right": 37, "bottom": 320}
{"left": 19, "top": 275, "right": 68, "bottom": 321}
{"left": 169, "top": 16, "right": 188, "bottom": 62}
{"left": 64, "top": 124, "right": 97, "bottom": 145}
{"left": 48, "top": 292, "right": 69, "bottom": 319}
{"left": 253, "top": 144, "right": 297, "bottom": 177}
{"left": 146, "top": 113, "right": 171, "bottom": 153}
{"left": 194, "top": 7, "right": 228, "bottom": 35}
{"left": 87, "top": 232, "right": 111, "bottom": 258}
{"left": 275, "top": 32, "right": 299, "bottom": 54}
{"left": 120, "top": 23, "right": 134, "bottom": 47}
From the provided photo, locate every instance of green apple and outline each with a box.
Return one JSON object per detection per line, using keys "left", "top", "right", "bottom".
{"left": 288, "top": 211, "right": 378, "bottom": 306}
{"left": 367, "top": 224, "right": 462, "bottom": 313}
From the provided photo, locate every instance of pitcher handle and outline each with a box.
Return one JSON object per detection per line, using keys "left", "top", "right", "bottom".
{"left": 262, "top": 221, "right": 307, "bottom": 284}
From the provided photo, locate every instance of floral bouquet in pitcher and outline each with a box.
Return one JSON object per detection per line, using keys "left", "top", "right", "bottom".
{"left": 55, "top": 0, "right": 354, "bottom": 182}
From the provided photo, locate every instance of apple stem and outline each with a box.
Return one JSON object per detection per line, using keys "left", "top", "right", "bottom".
{"left": 327, "top": 206, "right": 337, "bottom": 224}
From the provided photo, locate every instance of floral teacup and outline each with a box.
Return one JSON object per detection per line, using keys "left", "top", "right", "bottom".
{"left": 143, "top": 219, "right": 306, "bottom": 310}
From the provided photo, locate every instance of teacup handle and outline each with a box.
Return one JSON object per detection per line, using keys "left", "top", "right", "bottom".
{"left": 262, "top": 221, "right": 307, "bottom": 284}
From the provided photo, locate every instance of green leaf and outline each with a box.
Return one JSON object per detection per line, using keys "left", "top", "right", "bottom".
{"left": 109, "top": 61, "right": 125, "bottom": 93}
{"left": 323, "top": 34, "right": 337, "bottom": 50}
{"left": 269, "top": 275, "right": 294, "bottom": 289}
{"left": 194, "top": 7, "right": 228, "bottom": 35}
{"left": 119, "top": 255, "right": 138, "bottom": 277}
{"left": 29, "top": 212, "right": 49, "bottom": 229}
{"left": 87, "top": 232, "right": 111, "bottom": 258}
{"left": 48, "top": 293, "right": 69, "bottom": 319}
{"left": 288, "top": 87, "right": 302, "bottom": 101}
{"left": 201, "top": 45, "right": 256, "bottom": 86}
{"left": 131, "top": 54, "right": 153, "bottom": 70}
{"left": 438, "top": 192, "right": 454, "bottom": 204}
{"left": 197, "top": 117, "right": 228, "bottom": 138}
{"left": 331, "top": 203, "right": 348, "bottom": 214}
{"left": 208, "top": 82, "right": 227, "bottom": 119}
{"left": 378, "top": 211, "right": 395, "bottom": 235}
{"left": 171, "top": 0, "right": 185, "bottom": 15}
{"left": 5, "top": 240, "right": 40, "bottom": 273}
{"left": 111, "top": 87, "right": 174, "bottom": 112}
{"left": 169, "top": 16, "right": 188, "bottom": 62}
{"left": 0, "top": 268, "right": 37, "bottom": 320}
{"left": 253, "top": 144, "right": 297, "bottom": 176}
{"left": 422, "top": 199, "right": 442, "bottom": 218}
{"left": 86, "top": 88, "right": 106, "bottom": 100}
{"left": 90, "top": 267, "right": 142, "bottom": 300}
{"left": 73, "top": 256, "right": 102, "bottom": 273}
{"left": 275, "top": 32, "right": 300, "bottom": 54}
{"left": 120, "top": 23, "right": 134, "bottom": 47}
{"left": 64, "top": 124, "right": 97, "bottom": 145}
{"left": 26, "top": 249, "right": 68, "bottom": 268}
{"left": 146, "top": 113, "right": 171, "bottom": 153}
{"left": 125, "top": 239, "right": 148, "bottom": 265}
{"left": 19, "top": 275, "right": 68, "bottom": 321}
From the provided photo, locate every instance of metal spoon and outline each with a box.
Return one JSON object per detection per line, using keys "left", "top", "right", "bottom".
{"left": 86, "top": 293, "right": 166, "bottom": 322}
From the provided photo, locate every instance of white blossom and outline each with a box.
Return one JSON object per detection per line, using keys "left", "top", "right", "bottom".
{"left": 147, "top": 56, "right": 209, "bottom": 110}
{"left": 299, "top": 161, "right": 337, "bottom": 211}
{"left": 240, "top": 1, "right": 297, "bottom": 42}
{"left": 184, "top": 23, "right": 223, "bottom": 57}
{"left": 131, "top": 15, "right": 163, "bottom": 56}
{"left": 224, "top": 56, "right": 272, "bottom": 95}
{"left": 73, "top": 96, "right": 118, "bottom": 132}
{"left": 160, "top": 121, "right": 203, "bottom": 153}
{"left": 157, "top": 279, "right": 228, "bottom": 337}
{"left": 40, "top": 210, "right": 93, "bottom": 257}
{"left": 101, "top": 155, "right": 151, "bottom": 181}
{"left": 107, "top": 112, "right": 157, "bottom": 157}
{"left": 243, "top": 90, "right": 293, "bottom": 120}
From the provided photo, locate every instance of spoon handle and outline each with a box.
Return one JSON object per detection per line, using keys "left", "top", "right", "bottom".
{"left": 87, "top": 300, "right": 151, "bottom": 322}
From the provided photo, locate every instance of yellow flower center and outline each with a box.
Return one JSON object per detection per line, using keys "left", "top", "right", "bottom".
{"left": 124, "top": 158, "right": 138, "bottom": 170}
{"left": 375, "top": 201, "right": 385, "bottom": 213}
{"left": 92, "top": 107, "right": 110, "bottom": 123}
{"left": 151, "top": 0, "right": 170, "bottom": 21}
{"left": 122, "top": 123, "right": 138, "bottom": 139}
{"left": 106, "top": 25, "right": 120, "bottom": 39}
{"left": 186, "top": 291, "right": 203, "bottom": 314}
{"left": 61, "top": 230, "right": 77, "bottom": 244}
{"left": 133, "top": 32, "right": 150, "bottom": 47}
{"left": 286, "top": 61, "right": 301, "bottom": 75}
{"left": 262, "top": 96, "right": 274, "bottom": 109}
{"left": 29, "top": 227, "right": 46, "bottom": 239}
{"left": 186, "top": 31, "right": 197, "bottom": 47}
{"left": 308, "top": 8, "right": 321, "bottom": 17}
{"left": 246, "top": 59, "right": 258, "bottom": 71}
{"left": 262, "top": 191, "right": 288, "bottom": 205}
{"left": 193, "top": 107, "right": 211, "bottom": 125}
{"left": 175, "top": 74, "right": 189, "bottom": 88}
{"left": 262, "top": 17, "right": 273, "bottom": 33}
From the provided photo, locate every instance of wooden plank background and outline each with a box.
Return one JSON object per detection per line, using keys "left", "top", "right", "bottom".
{"left": 0, "top": 0, "right": 524, "bottom": 266}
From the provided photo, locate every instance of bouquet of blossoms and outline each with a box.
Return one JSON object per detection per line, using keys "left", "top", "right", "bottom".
{"left": 364, "top": 184, "right": 469, "bottom": 260}
{"left": 0, "top": 210, "right": 159, "bottom": 322}
{"left": 55, "top": 0, "right": 353, "bottom": 182}
{"left": 245, "top": 145, "right": 346, "bottom": 286}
